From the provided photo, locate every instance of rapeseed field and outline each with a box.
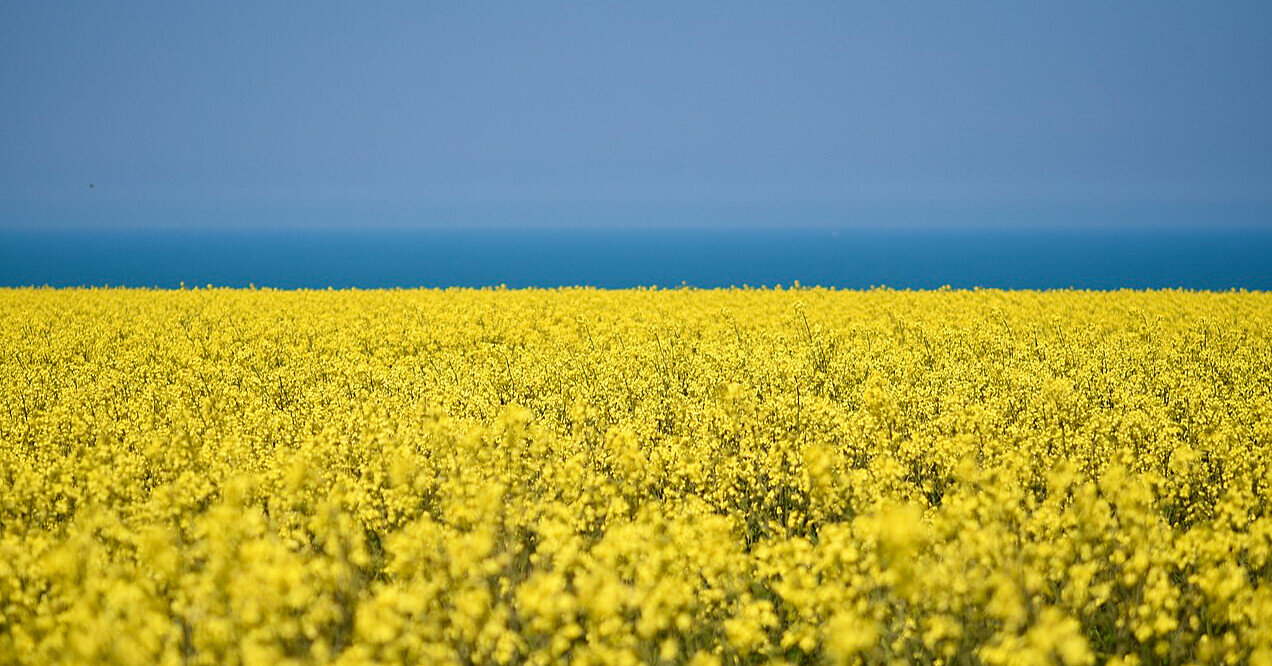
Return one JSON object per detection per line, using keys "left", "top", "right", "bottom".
{"left": 1, "top": 287, "right": 1270, "bottom": 665}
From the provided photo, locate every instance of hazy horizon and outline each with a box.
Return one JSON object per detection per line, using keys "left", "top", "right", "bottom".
{"left": 3, "top": 2, "right": 1271, "bottom": 231}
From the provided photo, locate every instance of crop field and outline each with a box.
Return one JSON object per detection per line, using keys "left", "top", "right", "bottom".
{"left": 1, "top": 288, "right": 1271, "bottom": 665}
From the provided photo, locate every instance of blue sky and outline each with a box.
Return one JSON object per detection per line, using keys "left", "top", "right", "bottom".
{"left": 2, "top": 2, "right": 1270, "bottom": 229}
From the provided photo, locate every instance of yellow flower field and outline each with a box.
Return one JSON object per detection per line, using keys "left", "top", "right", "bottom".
{"left": 1, "top": 287, "right": 1270, "bottom": 665}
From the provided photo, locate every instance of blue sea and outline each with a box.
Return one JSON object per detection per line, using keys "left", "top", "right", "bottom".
{"left": 1, "top": 228, "right": 1270, "bottom": 290}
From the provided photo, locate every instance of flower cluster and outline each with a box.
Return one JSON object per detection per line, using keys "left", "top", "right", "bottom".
{"left": 1, "top": 287, "right": 1270, "bottom": 664}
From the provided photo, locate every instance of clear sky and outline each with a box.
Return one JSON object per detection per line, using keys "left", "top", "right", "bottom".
{"left": 2, "top": 2, "right": 1270, "bottom": 230}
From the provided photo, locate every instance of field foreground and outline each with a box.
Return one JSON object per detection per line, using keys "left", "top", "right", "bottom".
{"left": 2, "top": 288, "right": 1271, "bottom": 665}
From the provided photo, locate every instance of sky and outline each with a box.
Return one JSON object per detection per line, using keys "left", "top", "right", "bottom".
{"left": 2, "top": 2, "right": 1271, "bottom": 230}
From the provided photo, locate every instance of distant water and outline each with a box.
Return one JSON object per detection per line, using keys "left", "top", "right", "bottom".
{"left": 1, "top": 228, "right": 1270, "bottom": 290}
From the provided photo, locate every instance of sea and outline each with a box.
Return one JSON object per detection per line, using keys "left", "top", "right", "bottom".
{"left": 1, "top": 228, "right": 1270, "bottom": 290}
